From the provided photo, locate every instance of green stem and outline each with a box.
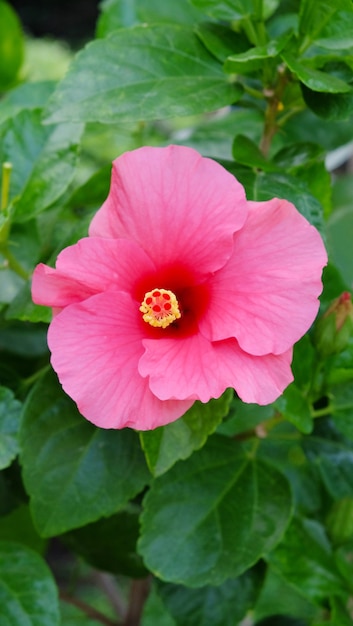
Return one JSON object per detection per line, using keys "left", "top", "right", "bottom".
{"left": 311, "top": 405, "right": 333, "bottom": 418}
{"left": 0, "top": 244, "right": 30, "bottom": 280}
{"left": 20, "top": 365, "right": 51, "bottom": 391}
{"left": 1, "top": 162, "right": 12, "bottom": 211}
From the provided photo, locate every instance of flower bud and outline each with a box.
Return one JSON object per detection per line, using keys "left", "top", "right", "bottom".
{"left": 314, "top": 292, "right": 353, "bottom": 356}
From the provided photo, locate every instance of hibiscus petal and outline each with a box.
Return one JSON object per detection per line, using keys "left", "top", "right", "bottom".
{"left": 48, "top": 292, "right": 193, "bottom": 430}
{"left": 32, "top": 237, "right": 155, "bottom": 308}
{"left": 89, "top": 145, "right": 247, "bottom": 276}
{"left": 200, "top": 198, "right": 327, "bottom": 355}
{"left": 139, "top": 334, "right": 293, "bottom": 405}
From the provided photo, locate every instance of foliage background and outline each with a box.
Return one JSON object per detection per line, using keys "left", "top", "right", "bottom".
{"left": 1, "top": 0, "right": 353, "bottom": 625}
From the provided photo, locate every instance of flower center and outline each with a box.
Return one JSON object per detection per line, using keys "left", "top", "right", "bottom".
{"left": 140, "top": 288, "right": 181, "bottom": 329}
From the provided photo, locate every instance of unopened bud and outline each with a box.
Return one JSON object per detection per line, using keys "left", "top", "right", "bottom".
{"left": 314, "top": 292, "right": 353, "bottom": 356}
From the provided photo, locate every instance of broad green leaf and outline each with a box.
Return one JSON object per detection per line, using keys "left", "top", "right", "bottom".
{"left": 298, "top": 0, "right": 352, "bottom": 44}
{"left": 282, "top": 53, "right": 352, "bottom": 93}
{"left": 273, "top": 142, "right": 324, "bottom": 170}
{"left": 45, "top": 25, "right": 243, "bottom": 125}
{"left": 225, "top": 38, "right": 289, "bottom": 75}
{"left": 20, "top": 370, "right": 150, "bottom": 537}
{"left": 0, "top": 541, "right": 60, "bottom": 626}
{"left": 316, "top": 11, "right": 353, "bottom": 50}
{"left": 195, "top": 22, "right": 249, "bottom": 63}
{"left": 0, "top": 386, "right": 21, "bottom": 469}
{"left": 139, "top": 435, "right": 292, "bottom": 586}
{"left": 274, "top": 384, "right": 313, "bottom": 434}
{"left": 157, "top": 564, "right": 265, "bottom": 626}
{"left": 97, "top": 0, "right": 205, "bottom": 36}
{"left": 303, "top": 437, "right": 353, "bottom": 500}
{"left": 5, "top": 282, "right": 52, "bottom": 323}
{"left": 141, "top": 584, "right": 177, "bottom": 626}
{"left": 252, "top": 170, "right": 325, "bottom": 233}
{"left": 190, "top": 0, "right": 252, "bottom": 21}
{"left": 232, "top": 134, "right": 279, "bottom": 171}
{"left": 0, "top": 109, "right": 83, "bottom": 223}
{"left": 140, "top": 390, "right": 233, "bottom": 476}
{"left": 0, "top": 505, "right": 46, "bottom": 553}
{"left": 326, "top": 497, "right": 353, "bottom": 545}
{"left": 0, "top": 81, "right": 56, "bottom": 125}
{"left": 327, "top": 208, "right": 353, "bottom": 287}
{"left": 217, "top": 396, "right": 274, "bottom": 437}
{"left": 63, "top": 507, "right": 147, "bottom": 577}
{"left": 0, "top": 1, "right": 24, "bottom": 90}
{"left": 291, "top": 335, "right": 316, "bottom": 392}
{"left": 330, "top": 382, "right": 353, "bottom": 440}
{"left": 268, "top": 517, "right": 346, "bottom": 603}
{"left": 301, "top": 62, "right": 353, "bottom": 120}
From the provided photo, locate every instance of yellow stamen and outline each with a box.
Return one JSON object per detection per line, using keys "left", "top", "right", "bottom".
{"left": 140, "top": 288, "right": 181, "bottom": 329}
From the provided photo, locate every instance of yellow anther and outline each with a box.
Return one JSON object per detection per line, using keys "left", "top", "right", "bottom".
{"left": 140, "top": 288, "right": 181, "bottom": 329}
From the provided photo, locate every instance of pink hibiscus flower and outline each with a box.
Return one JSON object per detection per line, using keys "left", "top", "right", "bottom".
{"left": 32, "top": 145, "right": 327, "bottom": 430}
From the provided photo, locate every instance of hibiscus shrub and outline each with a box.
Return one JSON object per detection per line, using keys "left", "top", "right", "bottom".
{"left": 1, "top": 0, "right": 353, "bottom": 625}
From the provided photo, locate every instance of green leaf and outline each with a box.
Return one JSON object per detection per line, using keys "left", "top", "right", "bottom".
{"left": 195, "top": 22, "right": 249, "bottom": 63}
{"left": 303, "top": 437, "right": 353, "bottom": 500}
{"left": 139, "top": 435, "right": 292, "bottom": 586}
{"left": 5, "top": 282, "right": 52, "bottom": 323}
{"left": 97, "top": 0, "right": 205, "bottom": 36}
{"left": 298, "top": 0, "right": 352, "bottom": 44}
{"left": 0, "top": 1, "right": 24, "bottom": 90}
{"left": 268, "top": 517, "right": 346, "bottom": 604}
{"left": 140, "top": 390, "right": 233, "bottom": 477}
{"left": 273, "top": 142, "right": 325, "bottom": 170}
{"left": 252, "top": 170, "right": 325, "bottom": 233}
{"left": 233, "top": 134, "right": 279, "bottom": 171}
{"left": 141, "top": 584, "right": 177, "bottom": 626}
{"left": 316, "top": 11, "right": 353, "bottom": 50}
{"left": 282, "top": 53, "right": 352, "bottom": 93}
{"left": 301, "top": 62, "right": 353, "bottom": 120}
{"left": 0, "top": 505, "right": 47, "bottom": 553}
{"left": 327, "top": 208, "right": 353, "bottom": 287}
{"left": 60, "top": 602, "right": 103, "bottom": 626}
{"left": 274, "top": 384, "right": 313, "bottom": 434}
{"left": 225, "top": 38, "right": 289, "bottom": 75}
{"left": 0, "top": 81, "right": 56, "bottom": 125}
{"left": 217, "top": 396, "right": 274, "bottom": 437}
{"left": 63, "top": 507, "right": 147, "bottom": 578}
{"left": 0, "top": 541, "right": 60, "bottom": 625}
{"left": 330, "top": 382, "right": 353, "bottom": 440}
{"left": 0, "top": 386, "right": 22, "bottom": 469}
{"left": 45, "top": 25, "right": 243, "bottom": 125}
{"left": 0, "top": 109, "right": 83, "bottom": 223}
{"left": 20, "top": 370, "right": 150, "bottom": 537}
{"left": 190, "top": 0, "right": 252, "bottom": 21}
{"left": 157, "top": 564, "right": 265, "bottom": 626}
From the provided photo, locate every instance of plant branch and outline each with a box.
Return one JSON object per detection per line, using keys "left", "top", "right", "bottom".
{"left": 60, "top": 590, "right": 119, "bottom": 625}
{"left": 122, "top": 578, "right": 151, "bottom": 626}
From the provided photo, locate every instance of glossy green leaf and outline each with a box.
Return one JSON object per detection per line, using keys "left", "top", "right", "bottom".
{"left": 274, "top": 384, "right": 313, "bottom": 434}
{"left": 327, "top": 208, "right": 353, "bottom": 287}
{"left": 63, "top": 507, "right": 148, "bottom": 577}
{"left": 157, "top": 564, "right": 265, "bottom": 626}
{"left": 20, "top": 370, "right": 150, "bottom": 537}
{"left": 142, "top": 584, "right": 177, "bottom": 626}
{"left": 0, "top": 386, "right": 22, "bottom": 469}
{"left": 195, "top": 22, "right": 249, "bottom": 63}
{"left": 0, "top": 81, "right": 56, "bottom": 125}
{"left": 139, "top": 435, "right": 292, "bottom": 586}
{"left": 225, "top": 38, "right": 289, "bottom": 75}
{"left": 140, "top": 390, "right": 233, "bottom": 477}
{"left": 45, "top": 25, "right": 243, "bottom": 125}
{"left": 97, "top": 0, "right": 205, "bottom": 36}
{"left": 0, "top": 541, "right": 60, "bottom": 626}
{"left": 233, "top": 134, "right": 279, "bottom": 171}
{"left": 252, "top": 171, "right": 325, "bottom": 233}
{"left": 302, "top": 62, "right": 353, "bottom": 120}
{"left": 5, "top": 283, "right": 52, "bottom": 323}
{"left": 0, "top": 109, "right": 83, "bottom": 223}
{"left": 303, "top": 437, "right": 353, "bottom": 500}
{"left": 282, "top": 53, "right": 352, "bottom": 93}
{"left": 316, "top": 11, "right": 353, "bottom": 49}
{"left": 273, "top": 142, "right": 324, "bottom": 170}
{"left": 0, "top": 1, "right": 24, "bottom": 90}
{"left": 298, "top": 0, "right": 352, "bottom": 43}
{"left": 330, "top": 382, "right": 353, "bottom": 440}
{"left": 268, "top": 517, "right": 346, "bottom": 603}
{"left": 0, "top": 505, "right": 46, "bottom": 553}
{"left": 217, "top": 396, "right": 274, "bottom": 437}
{"left": 190, "top": 0, "right": 252, "bottom": 21}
